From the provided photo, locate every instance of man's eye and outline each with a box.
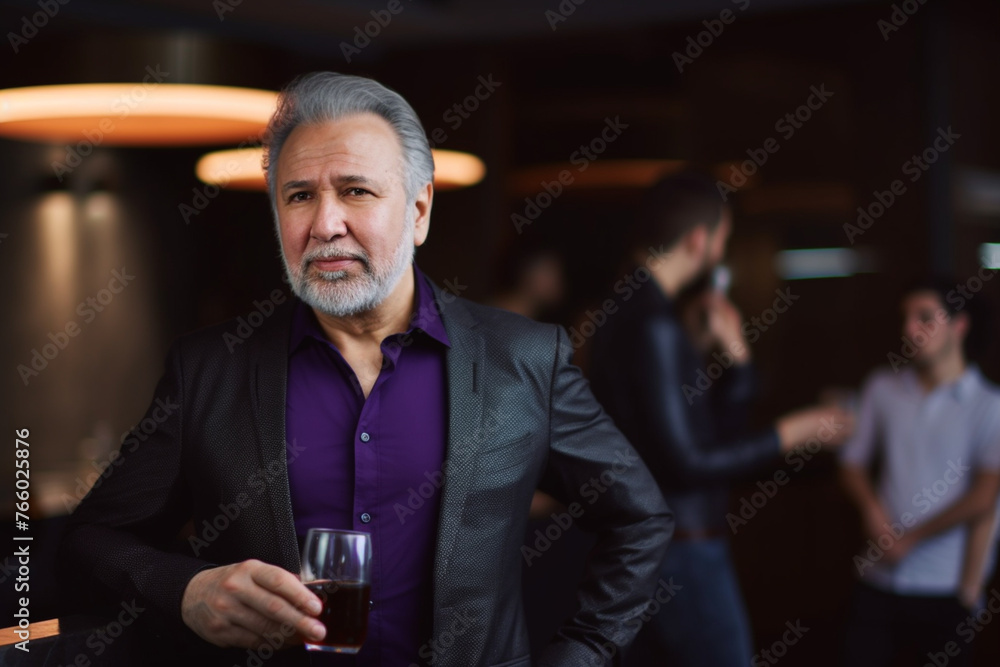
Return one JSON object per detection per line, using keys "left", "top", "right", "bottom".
{"left": 287, "top": 192, "right": 310, "bottom": 203}
{"left": 345, "top": 187, "right": 371, "bottom": 197}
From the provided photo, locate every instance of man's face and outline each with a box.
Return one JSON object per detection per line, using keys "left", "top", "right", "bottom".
{"left": 900, "top": 291, "right": 959, "bottom": 365}
{"left": 274, "top": 113, "right": 430, "bottom": 317}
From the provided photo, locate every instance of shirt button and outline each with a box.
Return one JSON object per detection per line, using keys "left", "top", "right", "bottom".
{"left": 360, "top": 432, "right": 370, "bottom": 442}
{"left": 360, "top": 512, "right": 372, "bottom": 524}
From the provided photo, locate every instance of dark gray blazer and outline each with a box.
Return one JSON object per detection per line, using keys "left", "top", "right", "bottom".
{"left": 59, "top": 277, "right": 673, "bottom": 667}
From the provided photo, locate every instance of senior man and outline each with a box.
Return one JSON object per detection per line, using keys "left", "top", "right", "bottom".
{"left": 58, "top": 72, "right": 673, "bottom": 667}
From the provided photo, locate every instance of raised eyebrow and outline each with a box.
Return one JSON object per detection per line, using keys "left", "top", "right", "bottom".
{"left": 281, "top": 179, "right": 312, "bottom": 194}
{"left": 334, "top": 175, "right": 379, "bottom": 189}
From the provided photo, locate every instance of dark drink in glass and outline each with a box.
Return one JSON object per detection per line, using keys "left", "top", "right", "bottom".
{"left": 304, "top": 579, "right": 371, "bottom": 651}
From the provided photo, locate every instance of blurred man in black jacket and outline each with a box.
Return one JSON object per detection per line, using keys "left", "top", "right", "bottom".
{"left": 589, "top": 173, "right": 850, "bottom": 667}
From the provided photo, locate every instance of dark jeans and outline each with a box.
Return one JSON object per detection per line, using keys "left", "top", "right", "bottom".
{"left": 842, "top": 582, "right": 974, "bottom": 667}
{"left": 626, "top": 537, "right": 753, "bottom": 667}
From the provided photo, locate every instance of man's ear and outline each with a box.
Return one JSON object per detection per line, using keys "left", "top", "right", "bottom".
{"left": 952, "top": 310, "right": 971, "bottom": 341}
{"left": 413, "top": 181, "right": 433, "bottom": 247}
{"left": 684, "top": 224, "right": 709, "bottom": 258}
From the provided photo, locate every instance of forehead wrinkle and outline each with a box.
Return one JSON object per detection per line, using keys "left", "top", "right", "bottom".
{"left": 278, "top": 124, "right": 404, "bottom": 191}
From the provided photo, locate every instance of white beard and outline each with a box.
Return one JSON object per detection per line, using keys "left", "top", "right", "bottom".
{"left": 281, "top": 213, "right": 415, "bottom": 318}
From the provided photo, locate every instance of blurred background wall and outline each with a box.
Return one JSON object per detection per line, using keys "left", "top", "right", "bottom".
{"left": 1, "top": 0, "right": 999, "bottom": 664}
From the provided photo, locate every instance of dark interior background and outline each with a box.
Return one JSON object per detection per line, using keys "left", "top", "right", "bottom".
{"left": 1, "top": 0, "right": 999, "bottom": 664}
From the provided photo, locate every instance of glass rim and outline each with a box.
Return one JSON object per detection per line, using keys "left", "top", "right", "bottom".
{"left": 304, "top": 528, "right": 371, "bottom": 538}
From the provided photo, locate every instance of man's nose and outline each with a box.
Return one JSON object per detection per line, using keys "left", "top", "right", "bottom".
{"left": 310, "top": 193, "right": 349, "bottom": 241}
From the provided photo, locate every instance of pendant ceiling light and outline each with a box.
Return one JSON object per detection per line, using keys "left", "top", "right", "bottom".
{"left": 196, "top": 147, "right": 486, "bottom": 192}
{"left": 0, "top": 83, "right": 278, "bottom": 145}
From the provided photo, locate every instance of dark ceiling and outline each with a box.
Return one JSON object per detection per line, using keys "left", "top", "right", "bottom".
{"left": 1, "top": 0, "right": 878, "bottom": 60}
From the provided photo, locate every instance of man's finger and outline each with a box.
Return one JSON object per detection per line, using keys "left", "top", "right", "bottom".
{"left": 224, "top": 599, "right": 300, "bottom": 640}
{"left": 237, "top": 587, "right": 326, "bottom": 642}
{"left": 249, "top": 564, "right": 323, "bottom": 615}
{"left": 239, "top": 570, "right": 324, "bottom": 641}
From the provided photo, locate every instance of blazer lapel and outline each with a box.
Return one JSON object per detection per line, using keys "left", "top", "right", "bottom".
{"left": 430, "top": 284, "right": 486, "bottom": 611}
{"left": 247, "top": 299, "right": 301, "bottom": 572}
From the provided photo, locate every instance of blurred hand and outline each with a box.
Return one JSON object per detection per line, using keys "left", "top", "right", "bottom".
{"left": 704, "top": 293, "right": 749, "bottom": 361}
{"left": 679, "top": 294, "right": 713, "bottom": 354}
{"left": 958, "top": 586, "right": 980, "bottom": 611}
{"left": 181, "top": 559, "right": 324, "bottom": 649}
{"left": 881, "top": 532, "right": 917, "bottom": 565}
{"left": 776, "top": 405, "right": 854, "bottom": 452}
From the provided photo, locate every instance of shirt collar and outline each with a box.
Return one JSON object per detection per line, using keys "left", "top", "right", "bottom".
{"left": 289, "top": 263, "right": 450, "bottom": 354}
{"left": 952, "top": 365, "right": 983, "bottom": 402}
{"left": 901, "top": 364, "right": 982, "bottom": 403}
{"left": 409, "top": 264, "right": 451, "bottom": 347}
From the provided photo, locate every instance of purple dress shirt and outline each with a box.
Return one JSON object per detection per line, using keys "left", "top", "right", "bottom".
{"left": 286, "top": 264, "right": 449, "bottom": 665}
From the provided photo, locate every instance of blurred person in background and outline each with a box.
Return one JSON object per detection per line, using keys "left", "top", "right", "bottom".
{"left": 839, "top": 277, "right": 1000, "bottom": 667}
{"left": 588, "top": 172, "right": 852, "bottom": 667}
{"left": 489, "top": 240, "right": 566, "bottom": 322}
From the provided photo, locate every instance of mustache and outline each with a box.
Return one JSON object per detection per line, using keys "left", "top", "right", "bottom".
{"left": 302, "top": 247, "right": 370, "bottom": 268}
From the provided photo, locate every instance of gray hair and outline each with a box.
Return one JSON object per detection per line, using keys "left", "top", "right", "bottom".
{"left": 263, "top": 72, "right": 434, "bottom": 211}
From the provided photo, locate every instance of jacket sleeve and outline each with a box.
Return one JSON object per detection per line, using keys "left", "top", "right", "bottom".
{"left": 709, "top": 362, "right": 758, "bottom": 440}
{"left": 538, "top": 326, "right": 674, "bottom": 667}
{"left": 56, "top": 340, "right": 213, "bottom": 622}
{"left": 635, "top": 316, "right": 781, "bottom": 485}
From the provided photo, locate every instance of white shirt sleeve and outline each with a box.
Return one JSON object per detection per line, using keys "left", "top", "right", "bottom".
{"left": 972, "top": 393, "right": 1000, "bottom": 470}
